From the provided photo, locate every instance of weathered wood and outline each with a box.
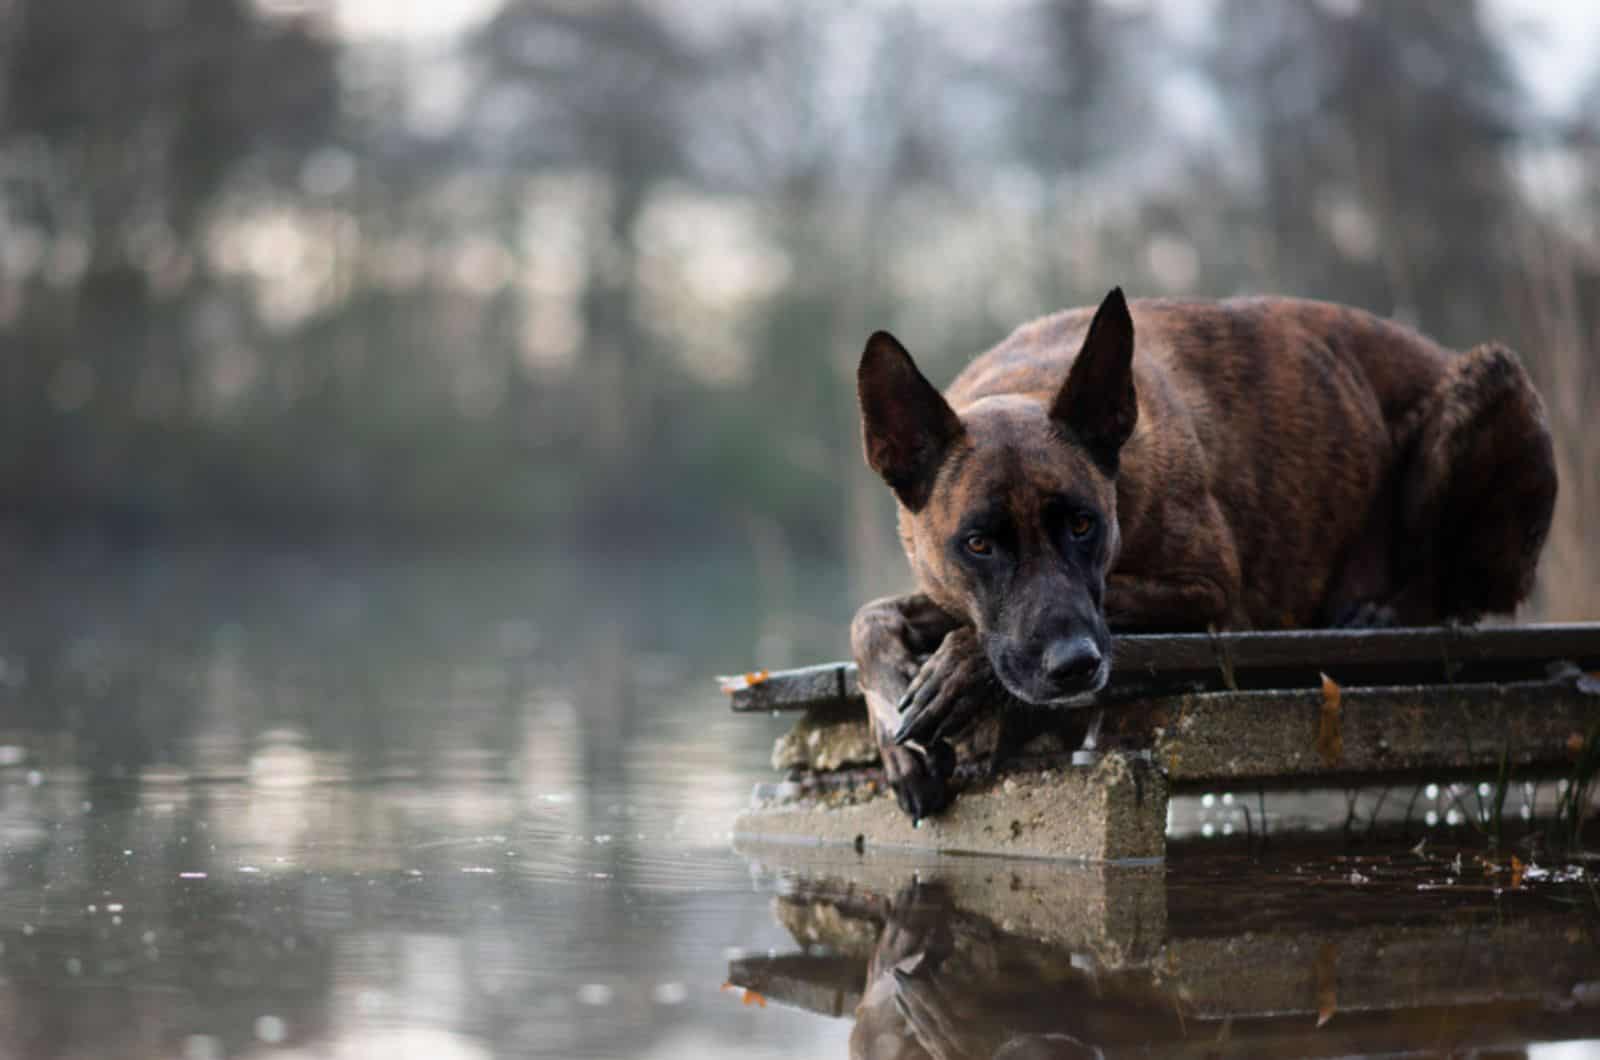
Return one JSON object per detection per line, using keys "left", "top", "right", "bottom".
{"left": 725, "top": 622, "right": 1600, "bottom": 714}
{"left": 724, "top": 661, "right": 859, "bottom": 714}
{"left": 1118, "top": 673, "right": 1600, "bottom": 784}
{"left": 1113, "top": 622, "right": 1600, "bottom": 677}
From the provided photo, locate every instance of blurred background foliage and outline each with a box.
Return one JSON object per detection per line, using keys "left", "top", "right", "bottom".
{"left": 1, "top": 0, "right": 1596, "bottom": 615}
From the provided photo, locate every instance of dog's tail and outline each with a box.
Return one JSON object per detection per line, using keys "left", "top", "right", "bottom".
{"left": 1397, "top": 343, "right": 1558, "bottom": 620}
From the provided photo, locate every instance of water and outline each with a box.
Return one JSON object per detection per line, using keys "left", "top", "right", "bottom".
{"left": 0, "top": 548, "right": 1596, "bottom": 1059}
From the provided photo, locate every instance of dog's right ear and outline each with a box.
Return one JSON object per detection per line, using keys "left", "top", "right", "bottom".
{"left": 858, "top": 331, "right": 963, "bottom": 511}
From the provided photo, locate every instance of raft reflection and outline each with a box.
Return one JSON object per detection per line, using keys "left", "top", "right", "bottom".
{"left": 731, "top": 846, "right": 1600, "bottom": 1059}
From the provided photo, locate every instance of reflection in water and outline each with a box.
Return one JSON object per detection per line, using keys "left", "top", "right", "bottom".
{"left": 0, "top": 761, "right": 854, "bottom": 1058}
{"left": 2, "top": 551, "right": 1598, "bottom": 1058}
{"left": 732, "top": 848, "right": 1600, "bottom": 1060}
{"left": 0, "top": 550, "right": 852, "bottom": 1059}
{"left": 848, "top": 880, "right": 1173, "bottom": 1059}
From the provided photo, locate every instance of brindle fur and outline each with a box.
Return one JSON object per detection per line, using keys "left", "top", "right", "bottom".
{"left": 852, "top": 290, "right": 1558, "bottom": 819}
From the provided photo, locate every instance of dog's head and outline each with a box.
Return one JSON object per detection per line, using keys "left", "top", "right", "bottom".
{"left": 857, "top": 289, "right": 1137, "bottom": 706}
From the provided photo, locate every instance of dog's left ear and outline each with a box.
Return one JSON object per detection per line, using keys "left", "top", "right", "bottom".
{"left": 1052, "top": 287, "right": 1137, "bottom": 471}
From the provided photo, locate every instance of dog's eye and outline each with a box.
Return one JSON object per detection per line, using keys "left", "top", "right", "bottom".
{"left": 963, "top": 533, "right": 993, "bottom": 556}
{"left": 1068, "top": 512, "right": 1096, "bottom": 539}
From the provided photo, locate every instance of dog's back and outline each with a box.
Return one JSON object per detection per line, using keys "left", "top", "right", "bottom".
{"left": 950, "top": 297, "right": 1447, "bottom": 430}
{"left": 947, "top": 297, "right": 1555, "bottom": 628}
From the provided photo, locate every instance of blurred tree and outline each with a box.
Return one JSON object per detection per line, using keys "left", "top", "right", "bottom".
{"left": 694, "top": 5, "right": 975, "bottom": 592}
{"left": 1210, "top": 0, "right": 1522, "bottom": 342}
{"left": 1502, "top": 73, "right": 1600, "bottom": 620}
{"left": 999, "top": 0, "right": 1164, "bottom": 309}
{"left": 1012, "top": 0, "right": 1148, "bottom": 175}
{"left": 470, "top": 1, "right": 710, "bottom": 498}
{"left": 0, "top": 0, "right": 1591, "bottom": 629}
{"left": 0, "top": 0, "right": 338, "bottom": 526}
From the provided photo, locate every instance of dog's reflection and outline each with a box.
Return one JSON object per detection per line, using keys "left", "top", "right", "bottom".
{"left": 848, "top": 882, "right": 1173, "bottom": 1060}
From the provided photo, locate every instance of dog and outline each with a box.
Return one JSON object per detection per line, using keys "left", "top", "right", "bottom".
{"left": 851, "top": 289, "right": 1558, "bottom": 820}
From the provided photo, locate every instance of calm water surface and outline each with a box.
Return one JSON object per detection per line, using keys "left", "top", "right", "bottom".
{"left": 0, "top": 548, "right": 1596, "bottom": 1059}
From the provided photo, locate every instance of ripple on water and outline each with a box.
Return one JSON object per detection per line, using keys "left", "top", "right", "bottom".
{"left": 409, "top": 823, "right": 755, "bottom": 893}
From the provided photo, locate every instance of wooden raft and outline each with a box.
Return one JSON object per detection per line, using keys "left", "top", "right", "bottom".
{"left": 726, "top": 623, "right": 1600, "bottom": 861}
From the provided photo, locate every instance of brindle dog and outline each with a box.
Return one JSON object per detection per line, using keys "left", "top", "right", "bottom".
{"left": 852, "top": 289, "right": 1558, "bottom": 820}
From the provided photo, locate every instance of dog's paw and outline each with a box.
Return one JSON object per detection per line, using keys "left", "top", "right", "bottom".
{"left": 893, "top": 627, "right": 994, "bottom": 747}
{"left": 1333, "top": 600, "right": 1398, "bottom": 629}
{"left": 875, "top": 880, "right": 954, "bottom": 972}
{"left": 882, "top": 741, "right": 955, "bottom": 821}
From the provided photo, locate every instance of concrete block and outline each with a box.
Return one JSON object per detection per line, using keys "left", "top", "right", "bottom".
{"left": 734, "top": 750, "right": 1168, "bottom": 862}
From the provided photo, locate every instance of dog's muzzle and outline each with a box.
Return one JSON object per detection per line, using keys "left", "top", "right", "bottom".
{"left": 990, "top": 633, "right": 1111, "bottom": 707}
{"left": 1041, "top": 655, "right": 1111, "bottom": 707}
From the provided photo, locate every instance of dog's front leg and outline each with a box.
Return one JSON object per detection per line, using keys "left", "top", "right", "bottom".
{"left": 1105, "top": 572, "right": 1241, "bottom": 631}
{"left": 851, "top": 593, "right": 971, "bottom": 820}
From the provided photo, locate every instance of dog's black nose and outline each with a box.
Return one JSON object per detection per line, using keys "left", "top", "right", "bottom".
{"left": 1041, "top": 636, "right": 1102, "bottom": 684}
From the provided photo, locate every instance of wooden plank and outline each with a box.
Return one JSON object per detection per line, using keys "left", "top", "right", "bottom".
{"left": 723, "top": 661, "right": 858, "bottom": 714}
{"left": 726, "top": 623, "right": 1600, "bottom": 714}
{"left": 1124, "top": 674, "right": 1600, "bottom": 785}
{"left": 1112, "top": 622, "right": 1600, "bottom": 677}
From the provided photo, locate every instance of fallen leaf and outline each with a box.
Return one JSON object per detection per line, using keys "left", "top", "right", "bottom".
{"left": 1314, "top": 941, "right": 1339, "bottom": 1027}
{"left": 1320, "top": 672, "right": 1340, "bottom": 706}
{"left": 716, "top": 670, "right": 770, "bottom": 694}
{"left": 720, "top": 982, "right": 768, "bottom": 1007}
{"left": 1569, "top": 732, "right": 1587, "bottom": 756}
{"left": 1316, "top": 673, "right": 1343, "bottom": 767}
